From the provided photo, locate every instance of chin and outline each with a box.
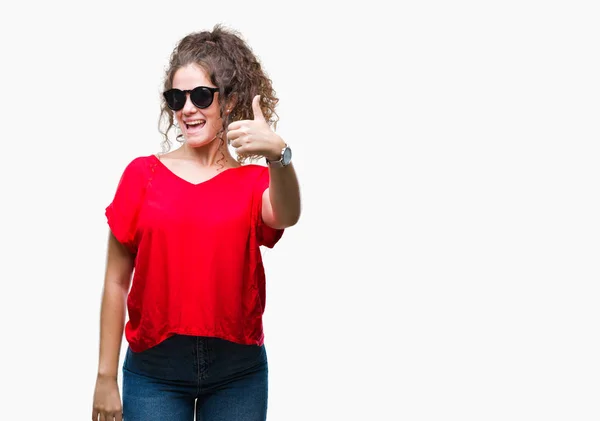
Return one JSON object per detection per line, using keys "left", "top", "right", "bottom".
{"left": 184, "top": 135, "right": 218, "bottom": 148}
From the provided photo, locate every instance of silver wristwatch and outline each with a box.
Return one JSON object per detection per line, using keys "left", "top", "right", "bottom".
{"left": 266, "top": 144, "right": 292, "bottom": 168}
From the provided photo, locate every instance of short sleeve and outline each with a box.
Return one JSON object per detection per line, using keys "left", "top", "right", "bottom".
{"left": 105, "top": 157, "right": 147, "bottom": 253}
{"left": 252, "top": 166, "right": 284, "bottom": 248}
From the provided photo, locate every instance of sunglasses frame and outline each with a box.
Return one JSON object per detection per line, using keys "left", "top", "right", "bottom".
{"left": 163, "top": 86, "right": 220, "bottom": 111}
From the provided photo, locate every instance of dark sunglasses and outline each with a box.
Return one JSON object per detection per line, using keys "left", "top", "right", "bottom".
{"left": 163, "top": 86, "right": 220, "bottom": 111}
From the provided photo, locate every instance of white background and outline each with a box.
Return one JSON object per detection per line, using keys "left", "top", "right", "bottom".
{"left": 1, "top": 0, "right": 599, "bottom": 420}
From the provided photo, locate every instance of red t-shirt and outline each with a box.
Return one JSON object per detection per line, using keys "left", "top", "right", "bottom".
{"left": 105, "top": 155, "right": 284, "bottom": 352}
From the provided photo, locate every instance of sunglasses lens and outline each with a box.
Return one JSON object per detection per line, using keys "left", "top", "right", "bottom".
{"left": 164, "top": 89, "right": 185, "bottom": 111}
{"left": 190, "top": 87, "right": 215, "bottom": 109}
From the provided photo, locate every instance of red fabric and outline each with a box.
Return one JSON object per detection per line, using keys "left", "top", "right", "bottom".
{"left": 105, "top": 155, "right": 284, "bottom": 352}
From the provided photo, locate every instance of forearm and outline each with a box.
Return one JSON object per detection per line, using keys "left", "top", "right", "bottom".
{"left": 97, "top": 281, "right": 128, "bottom": 379}
{"left": 268, "top": 162, "right": 301, "bottom": 227}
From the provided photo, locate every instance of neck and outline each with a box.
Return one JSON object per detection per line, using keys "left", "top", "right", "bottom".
{"left": 179, "top": 134, "right": 238, "bottom": 168}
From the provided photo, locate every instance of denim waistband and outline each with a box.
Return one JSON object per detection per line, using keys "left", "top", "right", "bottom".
{"left": 123, "top": 334, "right": 267, "bottom": 394}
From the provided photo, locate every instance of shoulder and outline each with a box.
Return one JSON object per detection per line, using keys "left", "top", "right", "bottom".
{"left": 220, "top": 164, "right": 268, "bottom": 195}
{"left": 128, "top": 154, "right": 156, "bottom": 168}
{"left": 121, "top": 155, "right": 157, "bottom": 175}
{"left": 238, "top": 163, "right": 270, "bottom": 185}
{"left": 240, "top": 163, "right": 268, "bottom": 177}
{"left": 113, "top": 155, "right": 156, "bottom": 189}
{"left": 238, "top": 164, "right": 272, "bottom": 197}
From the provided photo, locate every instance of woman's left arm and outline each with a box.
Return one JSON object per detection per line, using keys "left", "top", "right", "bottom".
{"left": 262, "top": 162, "right": 301, "bottom": 229}
{"left": 227, "top": 95, "right": 302, "bottom": 229}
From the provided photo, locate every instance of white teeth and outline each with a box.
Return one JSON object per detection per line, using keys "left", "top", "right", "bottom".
{"left": 186, "top": 120, "right": 205, "bottom": 126}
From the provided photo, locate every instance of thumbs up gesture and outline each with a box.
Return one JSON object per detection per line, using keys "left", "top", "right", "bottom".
{"left": 227, "top": 95, "right": 286, "bottom": 161}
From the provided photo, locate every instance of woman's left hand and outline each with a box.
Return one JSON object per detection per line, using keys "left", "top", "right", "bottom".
{"left": 227, "top": 95, "right": 286, "bottom": 161}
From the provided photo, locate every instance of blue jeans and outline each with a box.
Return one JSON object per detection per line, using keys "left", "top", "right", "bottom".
{"left": 122, "top": 334, "right": 268, "bottom": 420}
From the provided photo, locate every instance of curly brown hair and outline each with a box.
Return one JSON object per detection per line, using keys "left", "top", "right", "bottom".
{"left": 158, "top": 24, "right": 279, "bottom": 164}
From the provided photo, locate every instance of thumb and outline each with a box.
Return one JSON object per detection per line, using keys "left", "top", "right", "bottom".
{"left": 252, "top": 95, "right": 266, "bottom": 122}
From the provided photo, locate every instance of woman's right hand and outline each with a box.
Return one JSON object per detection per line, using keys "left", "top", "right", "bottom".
{"left": 92, "top": 374, "right": 122, "bottom": 421}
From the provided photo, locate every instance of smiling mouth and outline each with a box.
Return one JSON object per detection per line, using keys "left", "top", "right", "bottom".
{"left": 185, "top": 120, "right": 206, "bottom": 131}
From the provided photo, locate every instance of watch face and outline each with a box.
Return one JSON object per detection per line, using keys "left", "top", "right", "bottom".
{"left": 282, "top": 147, "right": 292, "bottom": 165}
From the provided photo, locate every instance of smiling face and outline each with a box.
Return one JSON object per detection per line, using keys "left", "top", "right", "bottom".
{"left": 171, "top": 64, "right": 224, "bottom": 148}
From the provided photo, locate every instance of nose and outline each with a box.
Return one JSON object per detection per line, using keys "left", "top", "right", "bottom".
{"left": 181, "top": 93, "right": 198, "bottom": 114}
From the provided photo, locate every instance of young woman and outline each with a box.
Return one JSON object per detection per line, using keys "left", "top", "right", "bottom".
{"left": 92, "top": 24, "right": 301, "bottom": 421}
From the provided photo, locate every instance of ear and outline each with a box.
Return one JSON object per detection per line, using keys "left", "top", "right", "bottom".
{"left": 225, "top": 93, "right": 238, "bottom": 114}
